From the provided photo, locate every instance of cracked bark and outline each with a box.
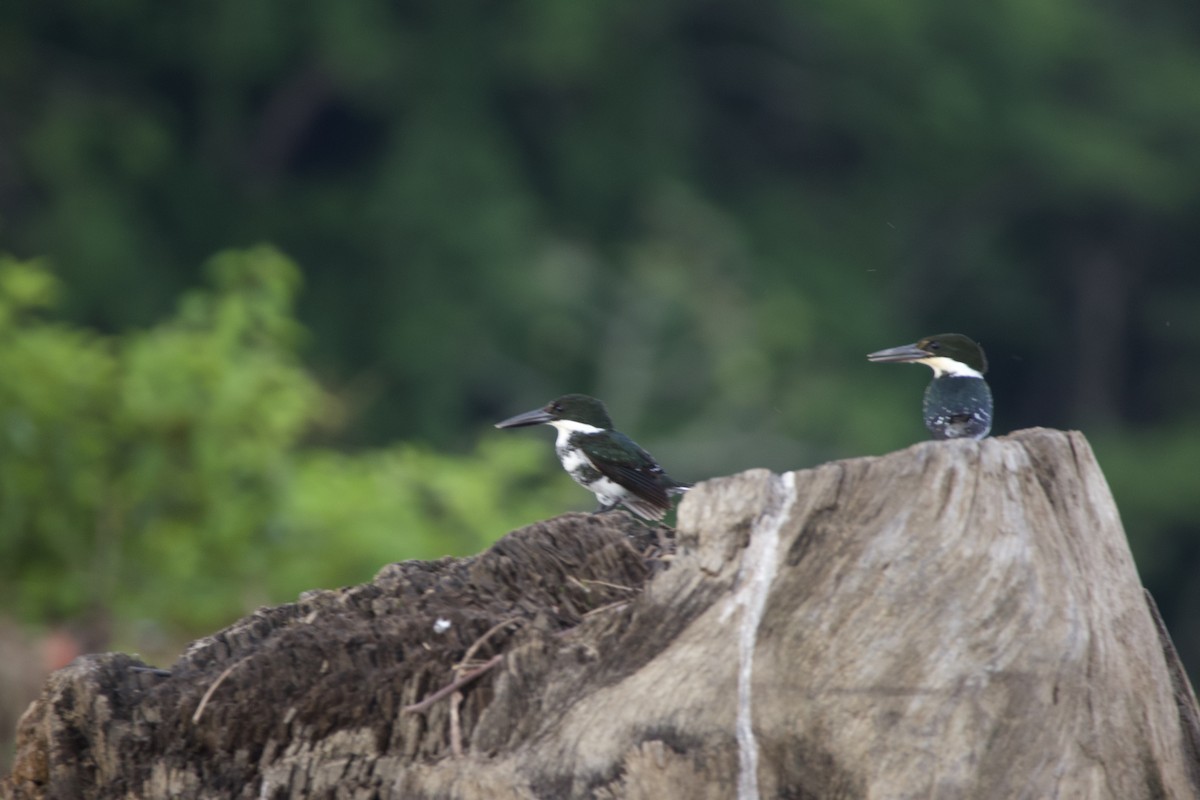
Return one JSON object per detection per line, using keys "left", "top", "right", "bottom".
{"left": 4, "top": 428, "right": 1198, "bottom": 799}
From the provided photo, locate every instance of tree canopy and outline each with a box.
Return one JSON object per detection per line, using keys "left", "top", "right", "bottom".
{"left": 1, "top": 0, "right": 1198, "bottom": 678}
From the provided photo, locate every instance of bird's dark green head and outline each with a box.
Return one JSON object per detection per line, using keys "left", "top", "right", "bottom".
{"left": 867, "top": 333, "right": 988, "bottom": 377}
{"left": 495, "top": 393, "right": 615, "bottom": 430}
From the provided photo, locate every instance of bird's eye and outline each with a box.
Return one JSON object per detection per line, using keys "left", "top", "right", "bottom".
{"left": 927, "top": 340, "right": 941, "bottom": 351}
{"left": 550, "top": 402, "right": 561, "bottom": 413}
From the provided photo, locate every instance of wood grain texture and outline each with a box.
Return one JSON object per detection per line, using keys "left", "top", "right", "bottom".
{"left": 3, "top": 428, "right": 1197, "bottom": 799}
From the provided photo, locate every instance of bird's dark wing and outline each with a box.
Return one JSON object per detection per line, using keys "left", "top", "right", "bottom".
{"left": 582, "top": 431, "right": 684, "bottom": 511}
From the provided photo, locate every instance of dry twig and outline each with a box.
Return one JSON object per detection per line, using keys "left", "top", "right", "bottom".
{"left": 449, "top": 691, "right": 464, "bottom": 757}
{"left": 192, "top": 660, "right": 244, "bottom": 724}
{"left": 402, "top": 655, "right": 503, "bottom": 715}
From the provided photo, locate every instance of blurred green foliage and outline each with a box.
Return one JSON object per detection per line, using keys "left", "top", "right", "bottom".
{"left": 0, "top": 0, "right": 1198, "bottom": 678}
{"left": 0, "top": 250, "right": 575, "bottom": 636}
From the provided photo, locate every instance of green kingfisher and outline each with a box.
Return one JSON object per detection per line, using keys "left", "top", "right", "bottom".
{"left": 495, "top": 393, "right": 690, "bottom": 521}
{"left": 867, "top": 333, "right": 993, "bottom": 440}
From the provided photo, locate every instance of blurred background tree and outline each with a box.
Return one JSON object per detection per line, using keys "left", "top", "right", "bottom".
{"left": 2, "top": 0, "right": 1199, "bottom": 763}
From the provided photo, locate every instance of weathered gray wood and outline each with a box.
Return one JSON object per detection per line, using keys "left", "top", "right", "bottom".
{"left": 3, "top": 428, "right": 1197, "bottom": 799}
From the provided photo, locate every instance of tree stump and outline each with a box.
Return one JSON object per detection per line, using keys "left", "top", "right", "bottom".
{"left": 4, "top": 428, "right": 1198, "bottom": 799}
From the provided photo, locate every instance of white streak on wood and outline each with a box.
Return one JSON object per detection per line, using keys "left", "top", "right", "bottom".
{"left": 733, "top": 471, "right": 798, "bottom": 800}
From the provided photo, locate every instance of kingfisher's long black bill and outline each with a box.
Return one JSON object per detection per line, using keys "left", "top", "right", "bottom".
{"left": 867, "top": 343, "right": 928, "bottom": 364}
{"left": 494, "top": 407, "right": 555, "bottom": 429}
